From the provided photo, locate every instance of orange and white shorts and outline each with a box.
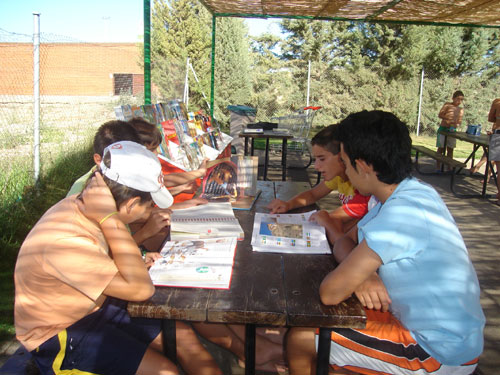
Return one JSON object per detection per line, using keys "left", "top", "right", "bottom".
{"left": 316, "top": 310, "right": 478, "bottom": 375}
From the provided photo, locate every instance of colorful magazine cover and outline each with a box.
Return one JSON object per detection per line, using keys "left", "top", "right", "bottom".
{"left": 121, "top": 105, "right": 133, "bottom": 121}
{"left": 200, "top": 156, "right": 259, "bottom": 210}
{"left": 130, "top": 105, "right": 144, "bottom": 118}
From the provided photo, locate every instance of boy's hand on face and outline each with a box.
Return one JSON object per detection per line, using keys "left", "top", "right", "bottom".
{"left": 267, "top": 199, "right": 289, "bottom": 214}
{"left": 354, "top": 273, "right": 391, "bottom": 312}
{"left": 140, "top": 208, "right": 171, "bottom": 237}
{"left": 77, "top": 172, "right": 117, "bottom": 223}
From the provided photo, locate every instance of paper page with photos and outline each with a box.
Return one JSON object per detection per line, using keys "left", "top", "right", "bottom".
{"left": 149, "top": 237, "right": 238, "bottom": 289}
{"left": 251, "top": 211, "right": 331, "bottom": 254}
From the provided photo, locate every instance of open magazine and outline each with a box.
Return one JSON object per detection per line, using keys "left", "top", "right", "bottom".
{"left": 149, "top": 237, "right": 238, "bottom": 289}
{"left": 200, "top": 156, "right": 260, "bottom": 210}
{"left": 170, "top": 202, "right": 244, "bottom": 240}
{"left": 251, "top": 211, "right": 331, "bottom": 254}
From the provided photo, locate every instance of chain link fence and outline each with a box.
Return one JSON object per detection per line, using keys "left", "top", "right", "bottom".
{"left": 0, "top": 27, "right": 147, "bottom": 206}
{"left": 1, "top": 21, "right": 498, "bottom": 205}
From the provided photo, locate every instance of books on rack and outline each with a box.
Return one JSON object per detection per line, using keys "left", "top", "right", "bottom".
{"left": 114, "top": 100, "right": 233, "bottom": 172}
{"left": 170, "top": 202, "right": 244, "bottom": 240}
{"left": 200, "top": 156, "right": 260, "bottom": 210}
{"left": 251, "top": 211, "right": 331, "bottom": 254}
{"left": 149, "top": 237, "right": 238, "bottom": 289}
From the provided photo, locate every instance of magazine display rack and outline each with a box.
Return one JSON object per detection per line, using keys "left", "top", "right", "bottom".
{"left": 114, "top": 99, "right": 233, "bottom": 172}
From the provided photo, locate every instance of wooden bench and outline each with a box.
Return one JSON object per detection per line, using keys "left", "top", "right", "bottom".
{"left": 412, "top": 144, "right": 466, "bottom": 197}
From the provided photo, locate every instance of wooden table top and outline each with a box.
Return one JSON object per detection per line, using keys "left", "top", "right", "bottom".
{"left": 439, "top": 130, "right": 490, "bottom": 147}
{"left": 128, "top": 180, "right": 366, "bottom": 329}
{"left": 238, "top": 130, "right": 293, "bottom": 140}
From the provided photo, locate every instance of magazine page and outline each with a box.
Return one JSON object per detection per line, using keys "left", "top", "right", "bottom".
{"left": 170, "top": 202, "right": 244, "bottom": 240}
{"left": 149, "top": 237, "right": 238, "bottom": 289}
{"left": 200, "top": 156, "right": 258, "bottom": 209}
{"left": 251, "top": 211, "right": 331, "bottom": 254}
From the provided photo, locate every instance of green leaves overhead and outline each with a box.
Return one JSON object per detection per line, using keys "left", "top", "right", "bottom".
{"left": 150, "top": 1, "right": 498, "bottom": 132}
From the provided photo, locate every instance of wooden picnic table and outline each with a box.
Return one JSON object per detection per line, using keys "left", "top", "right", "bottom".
{"left": 239, "top": 130, "right": 293, "bottom": 181}
{"left": 128, "top": 180, "right": 366, "bottom": 375}
{"left": 440, "top": 130, "right": 497, "bottom": 197}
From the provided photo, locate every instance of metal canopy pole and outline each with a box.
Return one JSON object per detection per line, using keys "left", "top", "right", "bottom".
{"left": 144, "top": 0, "right": 151, "bottom": 104}
{"left": 33, "top": 12, "right": 40, "bottom": 183}
{"left": 416, "top": 66, "right": 424, "bottom": 136}
{"left": 210, "top": 15, "right": 216, "bottom": 119}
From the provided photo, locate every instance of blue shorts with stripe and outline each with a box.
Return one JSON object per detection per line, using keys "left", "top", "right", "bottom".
{"left": 31, "top": 297, "right": 161, "bottom": 375}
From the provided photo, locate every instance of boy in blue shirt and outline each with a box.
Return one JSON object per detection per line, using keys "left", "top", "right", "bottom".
{"left": 286, "top": 110, "right": 485, "bottom": 375}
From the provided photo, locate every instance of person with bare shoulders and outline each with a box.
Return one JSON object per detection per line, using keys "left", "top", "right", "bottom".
{"left": 436, "top": 90, "right": 464, "bottom": 171}
{"left": 487, "top": 98, "right": 500, "bottom": 205}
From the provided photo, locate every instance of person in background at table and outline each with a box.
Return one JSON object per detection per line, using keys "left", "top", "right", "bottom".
{"left": 487, "top": 98, "right": 500, "bottom": 206}
{"left": 468, "top": 98, "right": 500, "bottom": 182}
{"left": 129, "top": 117, "right": 210, "bottom": 198}
{"left": 267, "top": 124, "right": 373, "bottom": 244}
{"left": 66, "top": 119, "right": 207, "bottom": 251}
{"left": 436, "top": 90, "right": 465, "bottom": 171}
{"left": 286, "top": 110, "right": 485, "bottom": 375}
{"left": 128, "top": 118, "right": 209, "bottom": 250}
{"left": 15, "top": 141, "right": 221, "bottom": 375}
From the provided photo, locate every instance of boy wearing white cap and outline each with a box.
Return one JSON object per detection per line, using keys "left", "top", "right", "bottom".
{"left": 14, "top": 141, "right": 221, "bottom": 375}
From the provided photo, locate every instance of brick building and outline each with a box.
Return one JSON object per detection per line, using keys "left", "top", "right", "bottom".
{"left": 0, "top": 43, "right": 144, "bottom": 96}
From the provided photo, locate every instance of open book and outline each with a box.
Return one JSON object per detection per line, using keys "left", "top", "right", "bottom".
{"left": 200, "top": 156, "right": 260, "bottom": 210}
{"left": 251, "top": 211, "right": 331, "bottom": 254}
{"left": 149, "top": 237, "right": 238, "bottom": 289}
{"left": 170, "top": 202, "right": 244, "bottom": 240}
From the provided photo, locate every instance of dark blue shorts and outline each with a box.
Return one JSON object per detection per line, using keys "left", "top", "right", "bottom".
{"left": 31, "top": 297, "right": 162, "bottom": 375}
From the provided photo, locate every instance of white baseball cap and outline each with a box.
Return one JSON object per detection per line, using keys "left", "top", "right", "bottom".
{"left": 100, "top": 141, "right": 173, "bottom": 209}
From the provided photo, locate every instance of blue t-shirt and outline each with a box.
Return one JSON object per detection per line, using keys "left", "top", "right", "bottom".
{"left": 357, "top": 177, "right": 484, "bottom": 365}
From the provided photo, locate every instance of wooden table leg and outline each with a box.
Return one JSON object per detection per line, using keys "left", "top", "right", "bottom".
{"left": 264, "top": 138, "right": 270, "bottom": 180}
{"left": 282, "top": 139, "right": 288, "bottom": 181}
{"left": 244, "top": 136, "right": 249, "bottom": 156}
{"left": 161, "top": 319, "right": 177, "bottom": 364}
{"left": 316, "top": 328, "right": 332, "bottom": 375}
{"left": 245, "top": 324, "right": 256, "bottom": 375}
{"left": 483, "top": 149, "right": 490, "bottom": 197}
{"left": 251, "top": 138, "right": 255, "bottom": 156}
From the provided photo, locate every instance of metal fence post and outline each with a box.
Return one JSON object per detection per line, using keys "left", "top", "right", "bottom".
{"left": 33, "top": 12, "right": 40, "bottom": 183}
{"left": 416, "top": 66, "right": 425, "bottom": 136}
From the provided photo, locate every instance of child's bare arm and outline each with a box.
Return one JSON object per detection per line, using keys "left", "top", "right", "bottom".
{"left": 77, "top": 173, "right": 154, "bottom": 301}
{"left": 131, "top": 208, "right": 171, "bottom": 245}
{"left": 309, "top": 210, "right": 343, "bottom": 244}
{"left": 455, "top": 107, "right": 464, "bottom": 127}
{"left": 319, "top": 240, "right": 386, "bottom": 307}
{"left": 267, "top": 181, "right": 332, "bottom": 213}
{"left": 438, "top": 103, "right": 449, "bottom": 120}
{"left": 163, "top": 159, "right": 208, "bottom": 187}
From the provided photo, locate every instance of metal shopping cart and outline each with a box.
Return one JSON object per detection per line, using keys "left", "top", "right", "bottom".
{"left": 271, "top": 106, "right": 321, "bottom": 168}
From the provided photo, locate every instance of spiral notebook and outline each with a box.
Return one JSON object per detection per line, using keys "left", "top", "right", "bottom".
{"left": 170, "top": 202, "right": 244, "bottom": 240}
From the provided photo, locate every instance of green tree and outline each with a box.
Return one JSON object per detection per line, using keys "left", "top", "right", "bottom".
{"left": 248, "top": 33, "right": 298, "bottom": 119}
{"left": 213, "top": 17, "right": 252, "bottom": 127}
{"left": 151, "top": 0, "right": 212, "bottom": 109}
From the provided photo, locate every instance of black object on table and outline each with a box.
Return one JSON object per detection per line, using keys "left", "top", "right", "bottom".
{"left": 239, "top": 130, "right": 293, "bottom": 181}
